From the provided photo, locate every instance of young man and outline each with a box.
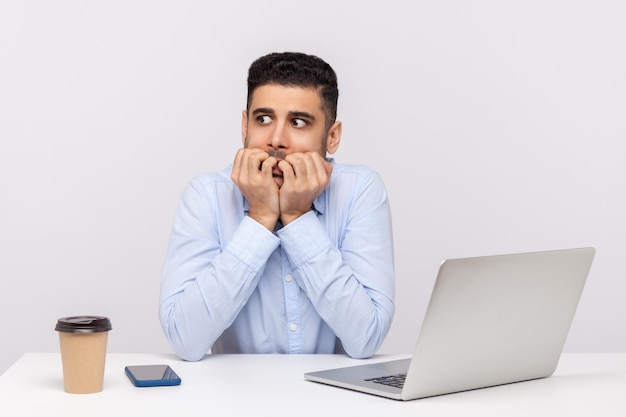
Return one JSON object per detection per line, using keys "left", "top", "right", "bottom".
{"left": 160, "top": 52, "right": 395, "bottom": 361}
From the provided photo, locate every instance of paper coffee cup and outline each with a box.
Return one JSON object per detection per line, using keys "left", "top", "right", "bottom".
{"left": 55, "top": 316, "right": 112, "bottom": 394}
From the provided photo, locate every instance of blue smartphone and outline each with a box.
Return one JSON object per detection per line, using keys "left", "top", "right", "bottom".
{"left": 125, "top": 364, "right": 181, "bottom": 387}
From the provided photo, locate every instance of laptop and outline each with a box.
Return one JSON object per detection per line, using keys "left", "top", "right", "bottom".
{"left": 304, "top": 247, "right": 595, "bottom": 401}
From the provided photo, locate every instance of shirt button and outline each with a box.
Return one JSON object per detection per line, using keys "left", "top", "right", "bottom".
{"left": 285, "top": 274, "right": 293, "bottom": 282}
{"left": 289, "top": 323, "right": 297, "bottom": 332}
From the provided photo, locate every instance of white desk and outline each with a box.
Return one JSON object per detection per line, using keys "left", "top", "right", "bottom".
{"left": 1, "top": 353, "right": 625, "bottom": 416}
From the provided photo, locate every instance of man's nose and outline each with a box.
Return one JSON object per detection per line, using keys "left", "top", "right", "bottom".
{"left": 269, "top": 121, "right": 288, "bottom": 149}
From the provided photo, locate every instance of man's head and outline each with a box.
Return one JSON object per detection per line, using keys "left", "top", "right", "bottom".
{"left": 241, "top": 52, "right": 343, "bottom": 185}
{"left": 246, "top": 52, "right": 339, "bottom": 133}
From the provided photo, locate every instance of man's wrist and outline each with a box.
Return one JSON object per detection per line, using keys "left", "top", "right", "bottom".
{"left": 280, "top": 207, "right": 311, "bottom": 226}
{"left": 247, "top": 211, "right": 279, "bottom": 231}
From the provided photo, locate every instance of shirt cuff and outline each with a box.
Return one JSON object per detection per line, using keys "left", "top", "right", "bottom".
{"left": 277, "top": 211, "right": 332, "bottom": 267}
{"left": 225, "top": 216, "right": 280, "bottom": 270}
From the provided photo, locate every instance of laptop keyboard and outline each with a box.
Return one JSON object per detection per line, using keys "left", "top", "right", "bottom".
{"left": 365, "top": 373, "right": 407, "bottom": 389}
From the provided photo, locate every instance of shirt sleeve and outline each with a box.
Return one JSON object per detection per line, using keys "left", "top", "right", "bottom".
{"left": 159, "top": 178, "right": 280, "bottom": 361}
{"left": 277, "top": 170, "right": 395, "bottom": 359}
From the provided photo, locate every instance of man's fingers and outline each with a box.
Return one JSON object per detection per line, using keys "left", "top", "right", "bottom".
{"left": 284, "top": 152, "right": 330, "bottom": 186}
{"left": 278, "top": 159, "right": 294, "bottom": 182}
{"left": 262, "top": 156, "right": 278, "bottom": 175}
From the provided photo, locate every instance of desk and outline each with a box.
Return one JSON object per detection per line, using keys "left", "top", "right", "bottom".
{"left": 1, "top": 353, "right": 625, "bottom": 416}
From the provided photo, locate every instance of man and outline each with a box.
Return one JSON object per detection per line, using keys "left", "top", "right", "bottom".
{"left": 160, "top": 52, "right": 395, "bottom": 361}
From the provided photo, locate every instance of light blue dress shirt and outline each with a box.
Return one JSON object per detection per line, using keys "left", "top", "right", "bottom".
{"left": 160, "top": 160, "right": 395, "bottom": 360}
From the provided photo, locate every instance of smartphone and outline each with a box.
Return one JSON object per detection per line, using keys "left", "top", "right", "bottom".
{"left": 125, "top": 364, "right": 181, "bottom": 387}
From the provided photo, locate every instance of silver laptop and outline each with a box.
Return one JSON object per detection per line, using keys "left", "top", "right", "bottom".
{"left": 305, "top": 247, "right": 595, "bottom": 401}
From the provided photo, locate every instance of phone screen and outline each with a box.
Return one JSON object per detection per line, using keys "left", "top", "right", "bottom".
{"left": 125, "top": 364, "right": 181, "bottom": 387}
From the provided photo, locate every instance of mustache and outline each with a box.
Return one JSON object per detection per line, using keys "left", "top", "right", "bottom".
{"left": 266, "top": 149, "right": 287, "bottom": 160}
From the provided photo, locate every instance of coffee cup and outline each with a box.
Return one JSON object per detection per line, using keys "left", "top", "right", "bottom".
{"left": 55, "top": 316, "right": 112, "bottom": 394}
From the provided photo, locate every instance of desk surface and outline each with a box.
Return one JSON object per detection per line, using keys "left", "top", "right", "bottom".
{"left": 1, "top": 353, "right": 625, "bottom": 416}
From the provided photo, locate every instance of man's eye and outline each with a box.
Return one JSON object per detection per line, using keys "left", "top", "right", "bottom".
{"left": 258, "top": 115, "right": 272, "bottom": 124}
{"left": 291, "top": 118, "right": 307, "bottom": 128}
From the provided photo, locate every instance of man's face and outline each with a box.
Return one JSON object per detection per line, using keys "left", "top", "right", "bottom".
{"left": 242, "top": 84, "right": 339, "bottom": 187}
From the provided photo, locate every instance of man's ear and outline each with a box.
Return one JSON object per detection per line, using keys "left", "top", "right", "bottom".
{"left": 241, "top": 110, "right": 248, "bottom": 145}
{"left": 325, "top": 121, "right": 342, "bottom": 154}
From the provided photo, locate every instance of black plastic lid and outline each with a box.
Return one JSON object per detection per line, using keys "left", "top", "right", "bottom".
{"left": 55, "top": 316, "right": 112, "bottom": 333}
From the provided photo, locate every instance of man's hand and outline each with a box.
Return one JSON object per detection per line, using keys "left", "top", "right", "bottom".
{"left": 278, "top": 152, "right": 332, "bottom": 225}
{"left": 231, "top": 148, "right": 280, "bottom": 230}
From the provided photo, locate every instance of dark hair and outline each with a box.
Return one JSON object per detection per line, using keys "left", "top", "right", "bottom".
{"left": 246, "top": 52, "right": 339, "bottom": 131}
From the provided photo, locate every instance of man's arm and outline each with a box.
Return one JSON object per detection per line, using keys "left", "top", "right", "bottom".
{"left": 278, "top": 169, "right": 395, "bottom": 359}
{"left": 159, "top": 177, "right": 280, "bottom": 361}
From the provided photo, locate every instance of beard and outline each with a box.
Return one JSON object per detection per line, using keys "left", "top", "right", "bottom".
{"left": 242, "top": 134, "right": 328, "bottom": 159}
{"left": 266, "top": 149, "right": 287, "bottom": 160}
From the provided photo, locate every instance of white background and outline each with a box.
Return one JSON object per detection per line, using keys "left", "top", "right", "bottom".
{"left": 1, "top": 1, "right": 624, "bottom": 375}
